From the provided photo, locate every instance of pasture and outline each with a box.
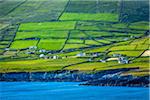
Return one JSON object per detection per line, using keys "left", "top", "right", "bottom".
{"left": 0, "top": 0, "right": 149, "bottom": 76}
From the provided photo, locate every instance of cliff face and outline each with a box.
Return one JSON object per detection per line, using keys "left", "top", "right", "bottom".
{"left": 0, "top": 68, "right": 149, "bottom": 87}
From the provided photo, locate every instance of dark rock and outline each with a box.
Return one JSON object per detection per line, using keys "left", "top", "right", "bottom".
{"left": 0, "top": 68, "right": 149, "bottom": 87}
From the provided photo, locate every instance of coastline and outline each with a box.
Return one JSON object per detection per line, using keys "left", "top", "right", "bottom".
{"left": 0, "top": 68, "right": 149, "bottom": 87}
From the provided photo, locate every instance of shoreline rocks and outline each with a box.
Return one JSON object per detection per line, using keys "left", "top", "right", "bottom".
{"left": 0, "top": 68, "right": 149, "bottom": 87}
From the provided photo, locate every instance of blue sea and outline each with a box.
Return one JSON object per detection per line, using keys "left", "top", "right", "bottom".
{"left": 0, "top": 82, "right": 149, "bottom": 100}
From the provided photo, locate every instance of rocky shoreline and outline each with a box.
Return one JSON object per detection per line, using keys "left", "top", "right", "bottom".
{"left": 0, "top": 68, "right": 149, "bottom": 87}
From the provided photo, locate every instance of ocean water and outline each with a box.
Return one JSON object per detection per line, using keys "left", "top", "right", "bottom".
{"left": 0, "top": 82, "right": 149, "bottom": 100}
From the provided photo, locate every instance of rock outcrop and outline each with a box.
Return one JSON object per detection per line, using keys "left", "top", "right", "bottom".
{"left": 0, "top": 67, "right": 149, "bottom": 87}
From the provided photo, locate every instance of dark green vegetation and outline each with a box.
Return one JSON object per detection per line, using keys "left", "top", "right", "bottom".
{"left": 0, "top": 0, "right": 149, "bottom": 77}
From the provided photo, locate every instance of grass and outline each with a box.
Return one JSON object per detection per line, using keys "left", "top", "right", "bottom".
{"left": 129, "top": 21, "right": 149, "bottom": 30}
{"left": 97, "top": 39, "right": 111, "bottom": 44}
{"left": 60, "top": 13, "right": 118, "bottom": 22}
{"left": 38, "top": 39, "right": 66, "bottom": 50}
{"left": 65, "top": 61, "right": 118, "bottom": 71}
{"left": 3, "top": 0, "right": 68, "bottom": 22}
{"left": 86, "top": 31, "right": 112, "bottom": 37}
{"left": 109, "top": 45, "right": 137, "bottom": 51}
{"left": 67, "top": 39, "right": 84, "bottom": 44}
{"left": 70, "top": 30, "right": 87, "bottom": 38}
{"left": 57, "top": 51, "right": 81, "bottom": 57}
{"left": 108, "top": 50, "right": 144, "bottom": 57}
{"left": 135, "top": 45, "right": 149, "bottom": 50}
{"left": 130, "top": 37, "right": 148, "bottom": 45}
{"left": 0, "top": 45, "right": 7, "bottom": 49}
{"left": 63, "top": 44, "right": 87, "bottom": 50}
{"left": 15, "top": 31, "right": 68, "bottom": 40}
{"left": 0, "top": 0, "right": 149, "bottom": 77}
{"left": 18, "top": 21, "right": 76, "bottom": 31}
{"left": 112, "top": 23, "right": 128, "bottom": 29}
{"left": 77, "top": 24, "right": 100, "bottom": 30}
{"left": 0, "top": 0, "right": 26, "bottom": 16}
{"left": 85, "top": 45, "right": 110, "bottom": 53}
{"left": 10, "top": 40, "right": 38, "bottom": 50}
{"left": 0, "top": 58, "right": 86, "bottom": 73}
{"left": 85, "top": 40, "right": 101, "bottom": 45}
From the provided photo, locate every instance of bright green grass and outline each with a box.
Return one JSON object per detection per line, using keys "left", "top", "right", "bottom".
{"left": 48, "top": 31, "right": 68, "bottom": 38}
{"left": 97, "top": 62, "right": 149, "bottom": 74}
{"left": 60, "top": 13, "right": 118, "bottom": 22}
{"left": 109, "top": 45, "right": 137, "bottom": 51}
{"left": 110, "top": 62, "right": 148, "bottom": 71}
{"left": 67, "top": 39, "right": 84, "bottom": 44}
{"left": 38, "top": 39, "right": 66, "bottom": 50}
{"left": 63, "top": 44, "right": 87, "bottom": 49}
{"left": 97, "top": 39, "right": 111, "bottom": 44}
{"left": 85, "top": 45, "right": 110, "bottom": 53}
{"left": 112, "top": 23, "right": 128, "bottom": 29}
{"left": 0, "top": 58, "right": 86, "bottom": 73}
{"left": 10, "top": 40, "right": 38, "bottom": 49}
{"left": 133, "top": 57, "right": 149, "bottom": 62}
{"left": 65, "top": 61, "right": 118, "bottom": 71}
{"left": 15, "top": 31, "right": 68, "bottom": 40}
{"left": 18, "top": 21, "right": 76, "bottom": 31}
{"left": 105, "top": 37, "right": 126, "bottom": 42}
{"left": 0, "top": 45, "right": 7, "bottom": 48}
{"left": 130, "top": 37, "right": 148, "bottom": 45}
{"left": 70, "top": 30, "right": 87, "bottom": 38}
{"left": 144, "top": 39, "right": 150, "bottom": 44}
{"left": 86, "top": 31, "right": 112, "bottom": 37}
{"left": 129, "top": 21, "right": 149, "bottom": 30}
{"left": 85, "top": 40, "right": 101, "bottom": 45}
{"left": 108, "top": 50, "right": 144, "bottom": 57}
{"left": 112, "top": 32, "right": 129, "bottom": 36}
{"left": 129, "top": 33, "right": 143, "bottom": 37}
{"left": 77, "top": 24, "right": 100, "bottom": 30}
{"left": 135, "top": 44, "right": 149, "bottom": 50}
{"left": 115, "top": 40, "right": 132, "bottom": 45}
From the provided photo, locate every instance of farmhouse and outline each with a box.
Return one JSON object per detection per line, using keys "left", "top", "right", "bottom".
{"left": 4, "top": 48, "right": 9, "bottom": 51}
{"left": 112, "top": 54, "right": 122, "bottom": 57}
{"left": 39, "top": 54, "right": 45, "bottom": 58}
{"left": 99, "top": 59, "right": 106, "bottom": 63}
{"left": 29, "top": 46, "right": 37, "bottom": 50}
{"left": 39, "top": 49, "right": 46, "bottom": 53}
{"left": 76, "top": 52, "right": 86, "bottom": 57}
{"left": 118, "top": 56, "right": 129, "bottom": 64}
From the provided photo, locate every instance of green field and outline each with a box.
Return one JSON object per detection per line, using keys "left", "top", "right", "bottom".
{"left": 0, "top": 0, "right": 149, "bottom": 76}
{"left": 60, "top": 13, "right": 118, "bottom": 22}
{"left": 38, "top": 39, "right": 66, "bottom": 50}
{"left": 15, "top": 31, "right": 69, "bottom": 40}
{"left": 19, "top": 21, "right": 76, "bottom": 31}
{"left": 10, "top": 40, "right": 38, "bottom": 50}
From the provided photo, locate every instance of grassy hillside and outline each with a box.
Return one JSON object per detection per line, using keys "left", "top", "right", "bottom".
{"left": 0, "top": 0, "right": 149, "bottom": 76}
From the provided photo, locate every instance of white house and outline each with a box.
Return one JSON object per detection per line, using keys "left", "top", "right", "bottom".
{"left": 53, "top": 55, "right": 58, "bottom": 59}
{"left": 99, "top": 59, "right": 106, "bottom": 63}
{"left": 39, "top": 49, "right": 46, "bottom": 53}
{"left": 39, "top": 54, "right": 45, "bottom": 58}
{"left": 118, "top": 56, "right": 129, "bottom": 64}
{"left": 76, "top": 52, "right": 86, "bottom": 57}
{"left": 29, "top": 46, "right": 37, "bottom": 50}
{"left": 5, "top": 48, "right": 9, "bottom": 51}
